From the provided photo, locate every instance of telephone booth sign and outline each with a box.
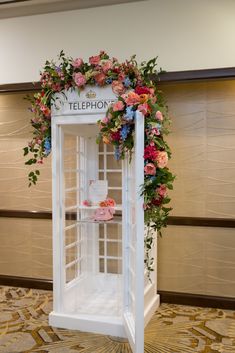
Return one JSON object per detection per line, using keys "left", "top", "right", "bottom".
{"left": 49, "top": 86, "right": 159, "bottom": 353}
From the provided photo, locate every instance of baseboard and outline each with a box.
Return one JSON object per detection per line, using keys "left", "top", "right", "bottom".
{"left": 0, "top": 274, "right": 53, "bottom": 290}
{"left": 158, "top": 290, "right": 235, "bottom": 310}
{"left": 0, "top": 275, "right": 234, "bottom": 310}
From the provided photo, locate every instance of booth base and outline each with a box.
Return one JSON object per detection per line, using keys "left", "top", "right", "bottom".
{"left": 49, "top": 311, "right": 126, "bottom": 338}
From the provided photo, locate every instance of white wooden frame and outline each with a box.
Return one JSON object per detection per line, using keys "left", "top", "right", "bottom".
{"left": 49, "top": 88, "right": 159, "bottom": 353}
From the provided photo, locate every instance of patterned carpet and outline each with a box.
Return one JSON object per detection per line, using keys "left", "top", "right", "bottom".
{"left": 0, "top": 287, "right": 234, "bottom": 352}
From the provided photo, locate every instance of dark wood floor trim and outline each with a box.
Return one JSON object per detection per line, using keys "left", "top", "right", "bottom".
{"left": 0, "top": 209, "right": 52, "bottom": 219}
{"left": 0, "top": 275, "right": 53, "bottom": 290}
{"left": 1, "top": 67, "right": 235, "bottom": 93}
{"left": 159, "top": 290, "right": 235, "bottom": 310}
{"left": 0, "top": 275, "right": 234, "bottom": 309}
{"left": 168, "top": 216, "right": 235, "bottom": 228}
{"left": 1, "top": 210, "right": 235, "bottom": 228}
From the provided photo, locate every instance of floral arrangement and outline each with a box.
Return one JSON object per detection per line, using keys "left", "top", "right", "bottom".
{"left": 82, "top": 198, "right": 116, "bottom": 208}
{"left": 24, "top": 50, "right": 175, "bottom": 277}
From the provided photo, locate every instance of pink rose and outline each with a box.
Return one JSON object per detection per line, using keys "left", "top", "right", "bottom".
{"left": 118, "top": 73, "right": 125, "bottom": 81}
{"left": 73, "top": 72, "right": 86, "bottom": 87}
{"left": 41, "top": 126, "right": 47, "bottom": 132}
{"left": 94, "top": 72, "right": 106, "bottom": 86}
{"left": 102, "top": 116, "right": 109, "bottom": 124}
{"left": 138, "top": 103, "right": 149, "bottom": 116}
{"left": 156, "top": 151, "right": 168, "bottom": 168}
{"left": 89, "top": 55, "right": 100, "bottom": 65}
{"left": 125, "top": 91, "right": 141, "bottom": 106}
{"left": 157, "top": 184, "right": 167, "bottom": 197}
{"left": 113, "top": 101, "right": 125, "bottom": 111}
{"left": 82, "top": 199, "right": 91, "bottom": 207}
{"left": 102, "top": 60, "right": 113, "bottom": 73}
{"left": 72, "top": 58, "right": 83, "bottom": 68}
{"left": 144, "top": 163, "right": 156, "bottom": 175}
{"left": 156, "top": 110, "right": 163, "bottom": 121}
{"left": 112, "top": 80, "right": 125, "bottom": 95}
{"left": 151, "top": 127, "right": 160, "bottom": 136}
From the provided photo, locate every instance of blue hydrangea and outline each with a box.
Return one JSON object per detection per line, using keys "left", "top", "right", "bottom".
{"left": 44, "top": 137, "right": 51, "bottom": 156}
{"left": 120, "top": 124, "right": 131, "bottom": 140}
{"left": 123, "top": 76, "right": 132, "bottom": 88}
{"left": 124, "top": 106, "right": 135, "bottom": 121}
{"left": 114, "top": 146, "right": 121, "bottom": 160}
{"left": 156, "top": 123, "right": 162, "bottom": 130}
{"left": 105, "top": 77, "right": 113, "bottom": 84}
{"left": 55, "top": 66, "right": 61, "bottom": 73}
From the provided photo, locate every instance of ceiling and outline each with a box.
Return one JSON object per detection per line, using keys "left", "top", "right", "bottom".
{"left": 0, "top": 0, "right": 146, "bottom": 19}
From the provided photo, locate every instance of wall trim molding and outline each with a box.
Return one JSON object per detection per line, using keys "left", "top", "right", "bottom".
{"left": 1, "top": 210, "right": 235, "bottom": 228}
{"left": 157, "top": 67, "right": 235, "bottom": 82}
{"left": 0, "top": 82, "right": 41, "bottom": 93}
{"left": 0, "top": 275, "right": 234, "bottom": 309}
{"left": 168, "top": 216, "right": 235, "bottom": 228}
{"left": 1, "top": 67, "right": 235, "bottom": 92}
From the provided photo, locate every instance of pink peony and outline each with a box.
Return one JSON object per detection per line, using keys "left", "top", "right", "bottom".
{"left": 156, "top": 184, "right": 167, "bottom": 197}
{"left": 102, "top": 60, "right": 113, "bottom": 73}
{"left": 113, "top": 101, "right": 125, "bottom": 112}
{"left": 125, "top": 91, "right": 141, "bottom": 106}
{"left": 138, "top": 103, "right": 149, "bottom": 116}
{"left": 73, "top": 72, "right": 86, "bottom": 87}
{"left": 156, "top": 151, "right": 168, "bottom": 168}
{"left": 72, "top": 58, "right": 83, "bottom": 68}
{"left": 156, "top": 110, "right": 163, "bottom": 121}
{"left": 94, "top": 72, "right": 106, "bottom": 86}
{"left": 89, "top": 55, "right": 100, "bottom": 65}
{"left": 112, "top": 80, "right": 125, "bottom": 95}
{"left": 144, "top": 163, "right": 156, "bottom": 175}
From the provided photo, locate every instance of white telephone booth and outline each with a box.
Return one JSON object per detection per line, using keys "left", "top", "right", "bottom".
{"left": 49, "top": 86, "right": 159, "bottom": 353}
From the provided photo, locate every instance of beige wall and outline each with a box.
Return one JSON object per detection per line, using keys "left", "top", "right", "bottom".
{"left": 158, "top": 79, "right": 235, "bottom": 297}
{"left": 0, "top": 92, "right": 52, "bottom": 279}
{"left": 1, "top": 0, "right": 235, "bottom": 84}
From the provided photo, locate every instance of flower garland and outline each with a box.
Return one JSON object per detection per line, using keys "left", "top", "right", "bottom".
{"left": 24, "top": 50, "right": 175, "bottom": 277}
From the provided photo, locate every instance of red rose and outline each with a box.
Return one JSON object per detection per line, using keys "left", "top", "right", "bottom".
{"left": 135, "top": 86, "right": 151, "bottom": 95}
{"left": 111, "top": 131, "right": 121, "bottom": 141}
{"left": 151, "top": 197, "right": 163, "bottom": 206}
